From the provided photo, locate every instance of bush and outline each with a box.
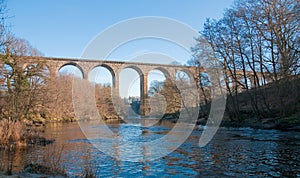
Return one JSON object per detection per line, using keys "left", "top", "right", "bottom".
{"left": 0, "top": 119, "right": 36, "bottom": 148}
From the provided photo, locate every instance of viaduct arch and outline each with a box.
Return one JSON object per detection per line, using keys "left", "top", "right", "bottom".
{"left": 18, "top": 56, "right": 268, "bottom": 115}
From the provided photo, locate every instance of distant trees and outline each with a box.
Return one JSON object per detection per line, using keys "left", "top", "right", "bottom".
{"left": 190, "top": 0, "right": 299, "bottom": 121}
{"left": 95, "top": 84, "right": 126, "bottom": 120}
{"left": 147, "top": 78, "right": 181, "bottom": 117}
{"left": 148, "top": 80, "right": 164, "bottom": 96}
{"left": 41, "top": 75, "right": 75, "bottom": 120}
{"left": 41, "top": 74, "right": 126, "bottom": 121}
{"left": 148, "top": 75, "right": 199, "bottom": 118}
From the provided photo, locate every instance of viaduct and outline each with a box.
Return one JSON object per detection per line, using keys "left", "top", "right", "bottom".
{"left": 14, "top": 56, "right": 268, "bottom": 115}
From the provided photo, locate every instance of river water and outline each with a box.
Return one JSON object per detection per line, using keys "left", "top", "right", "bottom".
{"left": 2, "top": 121, "right": 300, "bottom": 177}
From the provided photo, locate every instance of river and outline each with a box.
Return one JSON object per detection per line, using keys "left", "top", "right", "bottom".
{"left": 1, "top": 121, "right": 300, "bottom": 177}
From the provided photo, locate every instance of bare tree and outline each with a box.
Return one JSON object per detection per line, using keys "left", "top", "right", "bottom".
{"left": 192, "top": 0, "right": 299, "bottom": 121}
{"left": 148, "top": 80, "right": 164, "bottom": 96}
{"left": 0, "top": 36, "right": 44, "bottom": 121}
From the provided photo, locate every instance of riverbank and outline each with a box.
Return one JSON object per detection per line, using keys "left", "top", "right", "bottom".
{"left": 220, "top": 116, "right": 300, "bottom": 131}
{"left": 161, "top": 112, "right": 300, "bottom": 131}
{"left": 193, "top": 112, "right": 300, "bottom": 131}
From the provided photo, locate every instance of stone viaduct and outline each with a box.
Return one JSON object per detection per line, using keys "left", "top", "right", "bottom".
{"left": 18, "top": 56, "right": 268, "bottom": 115}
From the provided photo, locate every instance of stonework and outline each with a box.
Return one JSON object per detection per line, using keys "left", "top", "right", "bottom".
{"left": 19, "top": 56, "right": 268, "bottom": 116}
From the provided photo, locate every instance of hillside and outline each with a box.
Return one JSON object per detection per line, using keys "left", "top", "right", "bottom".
{"left": 220, "top": 75, "right": 300, "bottom": 130}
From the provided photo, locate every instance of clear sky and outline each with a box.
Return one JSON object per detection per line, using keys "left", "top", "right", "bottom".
{"left": 7, "top": 0, "right": 234, "bottom": 97}
{"left": 7, "top": 0, "right": 234, "bottom": 58}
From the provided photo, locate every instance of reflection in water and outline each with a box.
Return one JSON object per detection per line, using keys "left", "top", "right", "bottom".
{"left": 118, "top": 124, "right": 144, "bottom": 162}
{"left": 1, "top": 122, "right": 300, "bottom": 177}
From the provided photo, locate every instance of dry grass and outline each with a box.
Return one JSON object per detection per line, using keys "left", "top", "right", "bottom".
{"left": 0, "top": 120, "right": 97, "bottom": 176}
{"left": 0, "top": 119, "right": 40, "bottom": 175}
{"left": 0, "top": 119, "right": 35, "bottom": 148}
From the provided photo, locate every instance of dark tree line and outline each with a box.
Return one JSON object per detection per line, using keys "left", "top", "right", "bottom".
{"left": 190, "top": 0, "right": 300, "bottom": 121}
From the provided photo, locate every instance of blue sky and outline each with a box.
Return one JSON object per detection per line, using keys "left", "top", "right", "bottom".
{"left": 7, "top": 0, "right": 234, "bottom": 97}
{"left": 7, "top": 0, "right": 234, "bottom": 58}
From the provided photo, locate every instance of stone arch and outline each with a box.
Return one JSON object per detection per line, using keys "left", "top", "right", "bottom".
{"left": 24, "top": 63, "right": 51, "bottom": 76}
{"left": 122, "top": 65, "right": 144, "bottom": 76}
{"left": 151, "top": 67, "right": 171, "bottom": 78}
{"left": 175, "top": 68, "right": 193, "bottom": 80}
{"left": 0, "top": 64, "right": 13, "bottom": 88}
{"left": 120, "top": 65, "right": 149, "bottom": 115}
{"left": 119, "top": 65, "right": 144, "bottom": 98}
{"left": 24, "top": 63, "right": 48, "bottom": 86}
{"left": 41, "top": 64, "right": 51, "bottom": 76}
{"left": 175, "top": 69, "right": 193, "bottom": 84}
{"left": 58, "top": 62, "right": 84, "bottom": 79}
{"left": 199, "top": 71, "right": 211, "bottom": 87}
{"left": 147, "top": 68, "right": 169, "bottom": 96}
{"left": 89, "top": 64, "right": 116, "bottom": 87}
{"left": 122, "top": 66, "right": 144, "bottom": 95}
